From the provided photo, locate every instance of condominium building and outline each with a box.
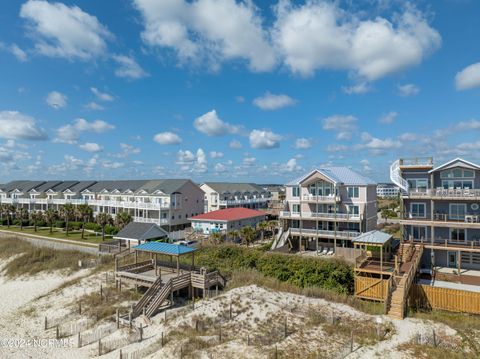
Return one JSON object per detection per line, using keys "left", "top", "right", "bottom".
{"left": 200, "top": 182, "right": 271, "bottom": 213}
{"left": 0, "top": 179, "right": 205, "bottom": 232}
{"left": 276, "top": 167, "right": 377, "bottom": 252}
{"left": 391, "top": 157, "right": 480, "bottom": 271}
{"left": 376, "top": 183, "right": 400, "bottom": 198}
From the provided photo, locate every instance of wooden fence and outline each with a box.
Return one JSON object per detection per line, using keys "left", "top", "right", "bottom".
{"left": 410, "top": 284, "right": 480, "bottom": 314}
{"left": 354, "top": 276, "right": 389, "bottom": 301}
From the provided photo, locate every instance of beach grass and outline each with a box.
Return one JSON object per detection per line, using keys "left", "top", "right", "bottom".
{"left": 0, "top": 225, "right": 111, "bottom": 244}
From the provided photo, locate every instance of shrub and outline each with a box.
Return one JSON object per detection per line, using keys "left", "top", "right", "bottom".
{"left": 104, "top": 225, "right": 119, "bottom": 235}
{"left": 54, "top": 220, "right": 66, "bottom": 228}
{"left": 84, "top": 222, "right": 101, "bottom": 231}
{"left": 67, "top": 221, "right": 82, "bottom": 230}
{"left": 192, "top": 244, "right": 354, "bottom": 294}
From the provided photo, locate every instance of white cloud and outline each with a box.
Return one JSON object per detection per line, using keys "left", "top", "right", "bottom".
{"left": 84, "top": 102, "right": 104, "bottom": 110}
{"left": 153, "top": 132, "right": 182, "bottom": 145}
{"left": 243, "top": 156, "right": 256, "bottom": 166}
{"left": 360, "top": 159, "right": 371, "bottom": 172}
{"left": 193, "top": 148, "right": 208, "bottom": 173}
{"left": 326, "top": 144, "right": 348, "bottom": 152}
{"left": 193, "top": 110, "right": 239, "bottom": 136}
{"left": 322, "top": 115, "right": 357, "bottom": 140}
{"left": 133, "top": 0, "right": 276, "bottom": 72}
{"left": 209, "top": 151, "right": 223, "bottom": 159}
{"left": 399, "top": 132, "right": 417, "bottom": 141}
{"left": 10, "top": 44, "right": 28, "bottom": 62}
{"left": 91, "top": 87, "right": 114, "bottom": 102}
{"left": 253, "top": 92, "right": 297, "bottom": 110}
{"left": 229, "top": 139, "right": 242, "bottom": 149}
{"left": 235, "top": 96, "right": 245, "bottom": 103}
{"left": 78, "top": 142, "right": 103, "bottom": 153}
{"left": 113, "top": 143, "right": 141, "bottom": 158}
{"left": 281, "top": 158, "right": 300, "bottom": 172}
{"left": 455, "top": 62, "right": 480, "bottom": 91}
{"left": 357, "top": 132, "right": 402, "bottom": 154}
{"left": 379, "top": 111, "right": 398, "bottom": 124}
{"left": 55, "top": 118, "right": 115, "bottom": 144}
{"left": 176, "top": 148, "right": 207, "bottom": 172}
{"left": 455, "top": 119, "right": 480, "bottom": 131}
{"left": 294, "top": 138, "right": 311, "bottom": 149}
{"left": 214, "top": 163, "right": 227, "bottom": 173}
{"left": 342, "top": 82, "right": 372, "bottom": 95}
{"left": 249, "top": 129, "right": 282, "bottom": 149}
{"left": 112, "top": 54, "right": 148, "bottom": 79}
{"left": 102, "top": 160, "right": 124, "bottom": 169}
{"left": 176, "top": 150, "right": 195, "bottom": 166}
{"left": 273, "top": 2, "right": 440, "bottom": 80}
{"left": 0, "top": 111, "right": 47, "bottom": 140}
{"left": 397, "top": 83, "right": 420, "bottom": 97}
{"left": 20, "top": 0, "right": 112, "bottom": 60}
{"left": 46, "top": 91, "right": 67, "bottom": 109}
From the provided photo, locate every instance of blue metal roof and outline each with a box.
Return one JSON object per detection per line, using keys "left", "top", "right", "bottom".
{"left": 286, "top": 167, "right": 376, "bottom": 186}
{"left": 352, "top": 230, "right": 392, "bottom": 245}
{"left": 133, "top": 241, "right": 196, "bottom": 255}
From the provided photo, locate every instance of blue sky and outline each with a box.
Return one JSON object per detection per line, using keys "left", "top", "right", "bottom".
{"left": 1, "top": 0, "right": 480, "bottom": 184}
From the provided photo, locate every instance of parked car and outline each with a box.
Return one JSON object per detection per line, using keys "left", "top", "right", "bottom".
{"left": 177, "top": 240, "right": 198, "bottom": 247}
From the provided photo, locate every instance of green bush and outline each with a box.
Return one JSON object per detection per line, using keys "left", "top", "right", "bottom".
{"left": 67, "top": 221, "right": 82, "bottom": 230}
{"left": 192, "top": 245, "right": 354, "bottom": 294}
{"left": 54, "top": 220, "right": 66, "bottom": 228}
{"left": 84, "top": 222, "right": 101, "bottom": 231}
{"left": 104, "top": 225, "right": 119, "bottom": 235}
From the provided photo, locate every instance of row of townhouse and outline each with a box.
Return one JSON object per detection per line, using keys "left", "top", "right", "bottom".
{"left": 200, "top": 182, "right": 271, "bottom": 213}
{"left": 278, "top": 167, "right": 378, "bottom": 252}
{"left": 0, "top": 179, "right": 205, "bottom": 232}
{"left": 391, "top": 157, "right": 480, "bottom": 271}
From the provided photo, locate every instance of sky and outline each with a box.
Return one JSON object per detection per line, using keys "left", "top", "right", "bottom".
{"left": 1, "top": 0, "right": 480, "bottom": 185}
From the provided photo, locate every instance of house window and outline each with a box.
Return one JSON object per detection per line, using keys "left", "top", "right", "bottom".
{"left": 292, "top": 187, "right": 300, "bottom": 197}
{"left": 449, "top": 203, "right": 466, "bottom": 220}
{"left": 291, "top": 220, "right": 300, "bottom": 228}
{"left": 412, "top": 226, "right": 427, "bottom": 240}
{"left": 442, "top": 180, "right": 473, "bottom": 189}
{"left": 347, "top": 187, "right": 359, "bottom": 198}
{"left": 441, "top": 168, "right": 475, "bottom": 179}
{"left": 347, "top": 205, "right": 359, "bottom": 215}
{"left": 407, "top": 179, "right": 428, "bottom": 191}
{"left": 450, "top": 228, "right": 466, "bottom": 243}
{"left": 410, "top": 203, "right": 426, "bottom": 218}
{"left": 292, "top": 204, "right": 300, "bottom": 213}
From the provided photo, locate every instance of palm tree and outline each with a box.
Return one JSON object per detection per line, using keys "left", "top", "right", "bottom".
{"left": 268, "top": 220, "right": 278, "bottom": 238}
{"left": 59, "top": 203, "right": 75, "bottom": 236}
{"left": 229, "top": 229, "right": 239, "bottom": 242}
{"left": 2, "top": 204, "right": 16, "bottom": 228}
{"left": 115, "top": 211, "right": 132, "bottom": 230}
{"left": 240, "top": 226, "right": 256, "bottom": 246}
{"left": 209, "top": 232, "right": 223, "bottom": 245}
{"left": 17, "top": 208, "right": 28, "bottom": 230}
{"left": 45, "top": 208, "right": 57, "bottom": 233}
{"left": 30, "top": 211, "right": 43, "bottom": 232}
{"left": 76, "top": 204, "right": 93, "bottom": 239}
{"left": 258, "top": 221, "right": 269, "bottom": 242}
{"left": 96, "top": 212, "right": 112, "bottom": 241}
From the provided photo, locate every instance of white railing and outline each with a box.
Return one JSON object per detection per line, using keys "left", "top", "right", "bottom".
{"left": 133, "top": 217, "right": 168, "bottom": 225}
{"left": 390, "top": 159, "right": 409, "bottom": 193}
{"left": 408, "top": 188, "right": 480, "bottom": 199}
{"left": 218, "top": 197, "right": 270, "bottom": 206}
{"left": 301, "top": 194, "right": 340, "bottom": 202}
{"left": 289, "top": 228, "right": 360, "bottom": 239}
{"left": 279, "top": 211, "right": 360, "bottom": 220}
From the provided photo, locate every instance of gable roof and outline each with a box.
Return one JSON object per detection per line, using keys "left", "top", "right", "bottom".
{"left": 202, "top": 182, "right": 267, "bottom": 194}
{"left": 429, "top": 158, "right": 480, "bottom": 173}
{"left": 133, "top": 241, "right": 196, "bottom": 256}
{"left": 138, "top": 179, "right": 192, "bottom": 194}
{"left": 287, "top": 167, "right": 375, "bottom": 186}
{"left": 114, "top": 222, "right": 168, "bottom": 241}
{"left": 190, "top": 207, "right": 265, "bottom": 222}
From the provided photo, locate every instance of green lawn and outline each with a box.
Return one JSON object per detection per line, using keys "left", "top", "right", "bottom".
{"left": 0, "top": 225, "right": 113, "bottom": 244}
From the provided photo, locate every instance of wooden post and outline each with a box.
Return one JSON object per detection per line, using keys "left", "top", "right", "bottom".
{"left": 44, "top": 316, "right": 47, "bottom": 330}
{"left": 116, "top": 309, "right": 120, "bottom": 329}
{"left": 119, "top": 278, "right": 122, "bottom": 292}
{"left": 100, "top": 284, "right": 103, "bottom": 299}
{"left": 161, "top": 332, "right": 164, "bottom": 347}
{"left": 458, "top": 250, "right": 461, "bottom": 275}
{"left": 79, "top": 302, "right": 82, "bottom": 315}
{"left": 139, "top": 323, "right": 143, "bottom": 342}
{"left": 129, "top": 312, "right": 132, "bottom": 330}
{"left": 229, "top": 302, "right": 232, "bottom": 320}
{"left": 119, "top": 349, "right": 122, "bottom": 359}
{"left": 135, "top": 250, "right": 138, "bottom": 264}
{"left": 77, "top": 332, "right": 81, "bottom": 348}
{"left": 176, "top": 256, "right": 180, "bottom": 277}
{"left": 98, "top": 339, "right": 101, "bottom": 357}
{"left": 56, "top": 325, "right": 59, "bottom": 339}
{"left": 350, "top": 331, "right": 354, "bottom": 353}
{"left": 164, "top": 309, "right": 167, "bottom": 322}
{"left": 219, "top": 325, "right": 222, "bottom": 343}
{"left": 284, "top": 317, "right": 287, "bottom": 338}
{"left": 247, "top": 334, "right": 250, "bottom": 346}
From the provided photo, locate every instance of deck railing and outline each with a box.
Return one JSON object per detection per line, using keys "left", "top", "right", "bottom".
{"left": 407, "top": 188, "right": 480, "bottom": 199}
{"left": 301, "top": 194, "right": 341, "bottom": 202}
{"left": 402, "top": 212, "right": 480, "bottom": 224}
{"left": 279, "top": 211, "right": 360, "bottom": 220}
{"left": 289, "top": 228, "right": 360, "bottom": 239}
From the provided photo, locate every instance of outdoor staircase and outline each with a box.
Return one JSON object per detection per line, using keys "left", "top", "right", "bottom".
{"left": 390, "top": 159, "right": 409, "bottom": 194}
{"left": 271, "top": 228, "right": 289, "bottom": 250}
{"left": 387, "top": 243, "right": 424, "bottom": 319}
{"left": 132, "top": 276, "right": 170, "bottom": 318}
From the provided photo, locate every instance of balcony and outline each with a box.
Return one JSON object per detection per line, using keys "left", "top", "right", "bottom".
{"left": 301, "top": 194, "right": 341, "bottom": 203}
{"left": 289, "top": 227, "right": 360, "bottom": 240}
{"left": 407, "top": 188, "right": 480, "bottom": 200}
{"left": 405, "top": 237, "right": 480, "bottom": 252}
{"left": 133, "top": 217, "right": 169, "bottom": 225}
{"left": 88, "top": 200, "right": 170, "bottom": 210}
{"left": 279, "top": 211, "right": 360, "bottom": 221}
{"left": 398, "top": 157, "right": 433, "bottom": 168}
{"left": 401, "top": 212, "right": 480, "bottom": 228}
{"left": 218, "top": 197, "right": 270, "bottom": 206}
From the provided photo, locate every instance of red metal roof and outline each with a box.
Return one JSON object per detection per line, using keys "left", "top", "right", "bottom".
{"left": 190, "top": 207, "right": 265, "bottom": 222}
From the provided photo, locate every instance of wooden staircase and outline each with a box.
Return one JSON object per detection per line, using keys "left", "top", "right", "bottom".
{"left": 387, "top": 243, "right": 424, "bottom": 319}
{"left": 132, "top": 275, "right": 165, "bottom": 318}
